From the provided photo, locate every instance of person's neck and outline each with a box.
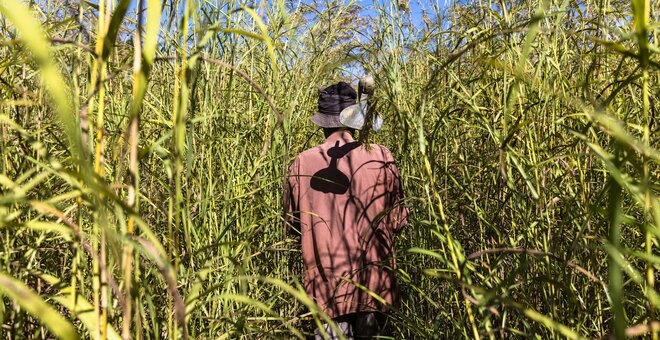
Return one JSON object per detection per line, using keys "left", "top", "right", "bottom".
{"left": 323, "top": 128, "right": 354, "bottom": 139}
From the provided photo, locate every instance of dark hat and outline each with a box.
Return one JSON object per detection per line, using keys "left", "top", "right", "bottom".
{"left": 310, "top": 82, "right": 357, "bottom": 128}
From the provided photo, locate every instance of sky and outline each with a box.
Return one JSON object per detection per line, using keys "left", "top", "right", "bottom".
{"left": 119, "top": 0, "right": 436, "bottom": 27}
{"left": 79, "top": 0, "right": 447, "bottom": 88}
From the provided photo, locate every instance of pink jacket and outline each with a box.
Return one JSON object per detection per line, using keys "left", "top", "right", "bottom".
{"left": 286, "top": 130, "right": 408, "bottom": 318}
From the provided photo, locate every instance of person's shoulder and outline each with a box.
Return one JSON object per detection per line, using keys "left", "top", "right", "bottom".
{"left": 289, "top": 145, "right": 324, "bottom": 169}
{"left": 373, "top": 143, "right": 392, "bottom": 154}
{"left": 368, "top": 143, "right": 395, "bottom": 161}
{"left": 295, "top": 145, "right": 323, "bottom": 161}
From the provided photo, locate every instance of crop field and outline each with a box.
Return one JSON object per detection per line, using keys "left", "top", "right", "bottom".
{"left": 0, "top": 0, "right": 658, "bottom": 338}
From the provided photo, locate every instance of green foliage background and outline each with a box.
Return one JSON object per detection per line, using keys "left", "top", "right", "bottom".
{"left": 0, "top": 0, "right": 658, "bottom": 338}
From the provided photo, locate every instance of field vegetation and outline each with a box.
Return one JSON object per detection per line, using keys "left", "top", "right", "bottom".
{"left": 0, "top": 0, "right": 658, "bottom": 338}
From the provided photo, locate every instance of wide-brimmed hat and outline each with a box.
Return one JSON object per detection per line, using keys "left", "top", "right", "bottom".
{"left": 310, "top": 82, "right": 357, "bottom": 128}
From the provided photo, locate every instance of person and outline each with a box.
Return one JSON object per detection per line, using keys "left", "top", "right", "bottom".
{"left": 285, "top": 81, "right": 408, "bottom": 339}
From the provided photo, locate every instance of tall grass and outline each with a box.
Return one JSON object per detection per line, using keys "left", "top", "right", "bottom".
{"left": 0, "top": 0, "right": 658, "bottom": 338}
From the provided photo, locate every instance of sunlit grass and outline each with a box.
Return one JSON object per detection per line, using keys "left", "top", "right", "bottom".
{"left": 0, "top": 0, "right": 658, "bottom": 339}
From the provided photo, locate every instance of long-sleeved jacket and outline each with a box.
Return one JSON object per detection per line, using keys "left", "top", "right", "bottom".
{"left": 286, "top": 130, "right": 408, "bottom": 318}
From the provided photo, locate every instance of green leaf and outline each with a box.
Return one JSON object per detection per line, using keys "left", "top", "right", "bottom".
{"left": 407, "top": 247, "right": 444, "bottom": 260}
{"left": 239, "top": 6, "right": 278, "bottom": 79}
{"left": 142, "top": 0, "right": 162, "bottom": 64}
{"left": 22, "top": 221, "right": 74, "bottom": 241}
{"left": 54, "top": 294, "right": 113, "bottom": 339}
{"left": 102, "top": 0, "right": 131, "bottom": 61}
{"left": 0, "top": 272, "right": 79, "bottom": 340}
{"left": 38, "top": 273, "right": 121, "bottom": 340}
{"left": 0, "top": 0, "right": 83, "bottom": 165}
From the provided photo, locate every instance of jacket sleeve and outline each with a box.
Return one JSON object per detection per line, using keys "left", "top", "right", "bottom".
{"left": 284, "top": 157, "right": 301, "bottom": 236}
{"left": 385, "top": 150, "right": 408, "bottom": 233}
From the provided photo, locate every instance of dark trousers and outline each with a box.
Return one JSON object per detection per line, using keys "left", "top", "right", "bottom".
{"left": 313, "top": 312, "right": 388, "bottom": 340}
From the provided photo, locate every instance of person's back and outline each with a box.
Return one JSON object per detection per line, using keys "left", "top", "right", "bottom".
{"left": 286, "top": 82, "right": 407, "bottom": 339}
{"left": 288, "top": 130, "right": 406, "bottom": 317}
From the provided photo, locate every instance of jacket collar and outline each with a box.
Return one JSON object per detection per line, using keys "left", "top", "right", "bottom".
{"left": 324, "top": 130, "right": 354, "bottom": 146}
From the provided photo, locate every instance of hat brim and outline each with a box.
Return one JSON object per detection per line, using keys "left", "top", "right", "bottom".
{"left": 310, "top": 112, "right": 343, "bottom": 128}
